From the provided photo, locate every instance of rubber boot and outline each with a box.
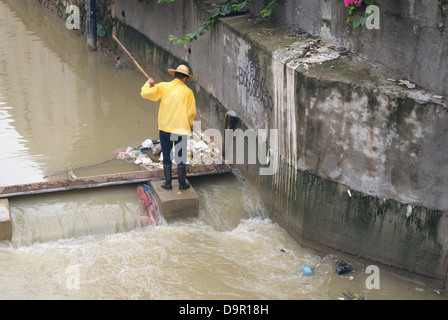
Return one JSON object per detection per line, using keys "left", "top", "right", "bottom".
{"left": 161, "top": 163, "right": 172, "bottom": 190}
{"left": 177, "top": 164, "right": 190, "bottom": 190}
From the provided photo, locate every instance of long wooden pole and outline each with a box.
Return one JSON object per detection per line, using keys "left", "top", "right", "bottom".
{"left": 112, "top": 34, "right": 150, "bottom": 79}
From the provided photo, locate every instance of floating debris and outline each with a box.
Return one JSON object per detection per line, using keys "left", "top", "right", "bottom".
{"left": 339, "top": 291, "right": 366, "bottom": 300}
{"left": 336, "top": 260, "right": 353, "bottom": 275}
{"left": 141, "top": 139, "right": 154, "bottom": 149}
{"left": 302, "top": 265, "right": 314, "bottom": 275}
{"left": 117, "top": 133, "right": 222, "bottom": 170}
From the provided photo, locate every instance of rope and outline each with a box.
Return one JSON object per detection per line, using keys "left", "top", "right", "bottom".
{"left": 43, "top": 158, "right": 116, "bottom": 179}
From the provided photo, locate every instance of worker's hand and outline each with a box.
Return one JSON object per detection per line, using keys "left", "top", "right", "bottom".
{"left": 146, "top": 78, "right": 155, "bottom": 87}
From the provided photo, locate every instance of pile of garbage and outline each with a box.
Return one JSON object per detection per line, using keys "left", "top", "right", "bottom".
{"left": 116, "top": 132, "right": 222, "bottom": 170}
{"left": 117, "top": 139, "right": 161, "bottom": 169}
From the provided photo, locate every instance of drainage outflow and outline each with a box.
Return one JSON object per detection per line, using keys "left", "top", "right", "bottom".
{"left": 0, "top": 199, "right": 12, "bottom": 242}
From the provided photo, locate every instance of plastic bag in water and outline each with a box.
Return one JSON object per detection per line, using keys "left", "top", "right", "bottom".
{"left": 302, "top": 265, "right": 314, "bottom": 275}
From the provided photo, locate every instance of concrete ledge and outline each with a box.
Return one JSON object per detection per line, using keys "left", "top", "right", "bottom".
{"left": 150, "top": 179, "right": 199, "bottom": 221}
{"left": 0, "top": 198, "right": 12, "bottom": 242}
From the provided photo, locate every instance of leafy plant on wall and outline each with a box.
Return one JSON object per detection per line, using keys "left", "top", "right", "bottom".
{"left": 137, "top": 0, "right": 279, "bottom": 45}
{"left": 341, "top": 0, "right": 379, "bottom": 28}
{"left": 135, "top": 0, "right": 379, "bottom": 41}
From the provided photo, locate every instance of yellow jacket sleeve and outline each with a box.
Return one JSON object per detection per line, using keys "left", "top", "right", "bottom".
{"left": 140, "top": 82, "right": 161, "bottom": 101}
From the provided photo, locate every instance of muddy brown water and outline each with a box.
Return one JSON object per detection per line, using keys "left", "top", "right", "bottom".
{"left": 0, "top": 0, "right": 446, "bottom": 300}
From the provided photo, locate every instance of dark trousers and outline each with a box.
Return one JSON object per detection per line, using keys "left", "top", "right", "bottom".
{"left": 159, "top": 130, "right": 187, "bottom": 165}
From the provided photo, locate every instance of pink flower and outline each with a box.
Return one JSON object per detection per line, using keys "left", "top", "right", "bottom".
{"left": 344, "top": 0, "right": 362, "bottom": 7}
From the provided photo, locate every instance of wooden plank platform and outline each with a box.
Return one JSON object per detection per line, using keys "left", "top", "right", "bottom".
{"left": 0, "top": 164, "right": 231, "bottom": 199}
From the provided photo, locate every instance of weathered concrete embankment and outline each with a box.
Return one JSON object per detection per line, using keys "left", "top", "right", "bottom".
{"left": 247, "top": 0, "right": 448, "bottom": 98}
{"left": 38, "top": 0, "right": 447, "bottom": 289}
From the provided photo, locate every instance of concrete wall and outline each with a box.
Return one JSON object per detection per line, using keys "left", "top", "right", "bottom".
{"left": 248, "top": 0, "right": 448, "bottom": 98}
{"left": 112, "top": 0, "right": 448, "bottom": 287}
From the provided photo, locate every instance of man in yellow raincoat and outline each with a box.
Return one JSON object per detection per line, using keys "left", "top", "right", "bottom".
{"left": 141, "top": 65, "right": 196, "bottom": 190}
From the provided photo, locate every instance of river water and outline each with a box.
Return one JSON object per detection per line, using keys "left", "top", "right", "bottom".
{"left": 0, "top": 0, "right": 446, "bottom": 300}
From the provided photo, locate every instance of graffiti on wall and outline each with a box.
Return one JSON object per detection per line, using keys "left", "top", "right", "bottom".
{"left": 238, "top": 52, "right": 274, "bottom": 111}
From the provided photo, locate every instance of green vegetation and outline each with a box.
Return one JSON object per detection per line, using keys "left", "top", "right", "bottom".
{"left": 340, "top": 0, "right": 379, "bottom": 28}
{"left": 138, "top": 0, "right": 279, "bottom": 45}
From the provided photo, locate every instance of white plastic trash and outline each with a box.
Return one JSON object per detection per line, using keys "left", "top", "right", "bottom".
{"left": 126, "top": 147, "right": 137, "bottom": 158}
{"left": 142, "top": 139, "right": 154, "bottom": 149}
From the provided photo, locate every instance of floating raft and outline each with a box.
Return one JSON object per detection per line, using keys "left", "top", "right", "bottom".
{"left": 0, "top": 163, "right": 231, "bottom": 199}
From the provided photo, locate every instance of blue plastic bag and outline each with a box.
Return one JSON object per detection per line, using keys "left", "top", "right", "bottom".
{"left": 302, "top": 265, "right": 314, "bottom": 275}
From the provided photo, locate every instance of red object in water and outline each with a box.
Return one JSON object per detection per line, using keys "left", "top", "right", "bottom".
{"left": 136, "top": 184, "right": 160, "bottom": 227}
